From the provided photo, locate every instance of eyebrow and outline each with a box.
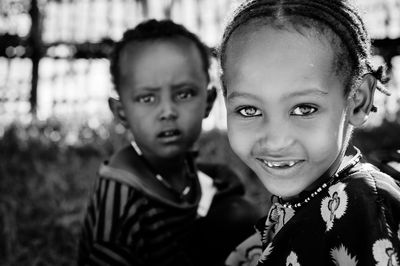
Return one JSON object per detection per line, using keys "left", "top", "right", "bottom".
{"left": 138, "top": 87, "right": 160, "bottom": 92}
{"left": 135, "top": 82, "right": 199, "bottom": 92}
{"left": 227, "top": 88, "right": 329, "bottom": 102}
{"left": 227, "top": 91, "right": 257, "bottom": 102}
{"left": 282, "top": 88, "right": 329, "bottom": 99}
{"left": 171, "top": 82, "right": 199, "bottom": 90}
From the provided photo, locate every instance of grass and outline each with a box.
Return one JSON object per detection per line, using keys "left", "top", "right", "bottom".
{"left": 1, "top": 118, "right": 399, "bottom": 265}
{"left": 0, "top": 123, "right": 104, "bottom": 265}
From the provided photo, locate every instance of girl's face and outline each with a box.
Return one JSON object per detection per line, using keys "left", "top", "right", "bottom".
{"left": 224, "top": 25, "right": 351, "bottom": 198}
{"left": 118, "top": 38, "right": 209, "bottom": 163}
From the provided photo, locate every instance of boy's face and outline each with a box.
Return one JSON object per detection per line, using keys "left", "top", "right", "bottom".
{"left": 118, "top": 38, "right": 209, "bottom": 162}
{"left": 224, "top": 25, "right": 351, "bottom": 198}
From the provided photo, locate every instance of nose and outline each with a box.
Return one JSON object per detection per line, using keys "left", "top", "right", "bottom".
{"left": 159, "top": 98, "right": 178, "bottom": 121}
{"left": 255, "top": 120, "right": 295, "bottom": 153}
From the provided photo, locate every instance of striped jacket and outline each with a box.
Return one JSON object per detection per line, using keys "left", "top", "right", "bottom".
{"left": 78, "top": 145, "right": 260, "bottom": 266}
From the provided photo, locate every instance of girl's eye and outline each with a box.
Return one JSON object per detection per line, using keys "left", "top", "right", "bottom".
{"left": 137, "top": 95, "right": 155, "bottom": 103}
{"left": 238, "top": 106, "right": 262, "bottom": 117}
{"left": 176, "top": 90, "right": 194, "bottom": 101}
{"left": 291, "top": 105, "right": 317, "bottom": 116}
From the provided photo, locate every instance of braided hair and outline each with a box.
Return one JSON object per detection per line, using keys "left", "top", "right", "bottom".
{"left": 110, "top": 19, "right": 211, "bottom": 93}
{"left": 219, "top": 0, "right": 389, "bottom": 96}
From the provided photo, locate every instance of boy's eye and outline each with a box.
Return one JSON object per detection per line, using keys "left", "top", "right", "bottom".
{"left": 291, "top": 105, "right": 317, "bottom": 116}
{"left": 238, "top": 106, "right": 262, "bottom": 117}
{"left": 137, "top": 95, "right": 155, "bottom": 103}
{"left": 176, "top": 90, "right": 194, "bottom": 101}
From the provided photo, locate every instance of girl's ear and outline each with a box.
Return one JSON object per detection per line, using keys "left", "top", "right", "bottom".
{"left": 348, "top": 74, "right": 377, "bottom": 127}
{"left": 204, "top": 86, "right": 217, "bottom": 118}
{"left": 108, "top": 97, "right": 128, "bottom": 126}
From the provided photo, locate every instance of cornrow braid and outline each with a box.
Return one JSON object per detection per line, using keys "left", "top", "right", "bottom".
{"left": 219, "top": 0, "right": 390, "bottom": 96}
{"left": 110, "top": 19, "right": 211, "bottom": 93}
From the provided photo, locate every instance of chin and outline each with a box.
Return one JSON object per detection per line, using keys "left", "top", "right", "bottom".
{"left": 260, "top": 178, "right": 307, "bottom": 199}
{"left": 159, "top": 146, "right": 187, "bottom": 159}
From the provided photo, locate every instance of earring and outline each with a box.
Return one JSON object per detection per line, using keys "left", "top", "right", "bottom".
{"left": 371, "top": 105, "right": 378, "bottom": 113}
{"left": 131, "top": 141, "right": 143, "bottom": 155}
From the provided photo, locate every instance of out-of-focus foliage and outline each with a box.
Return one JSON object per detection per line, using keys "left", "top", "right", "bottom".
{"left": 0, "top": 119, "right": 127, "bottom": 265}
{"left": 353, "top": 120, "right": 400, "bottom": 156}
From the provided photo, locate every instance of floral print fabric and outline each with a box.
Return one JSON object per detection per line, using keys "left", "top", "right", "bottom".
{"left": 226, "top": 158, "right": 400, "bottom": 266}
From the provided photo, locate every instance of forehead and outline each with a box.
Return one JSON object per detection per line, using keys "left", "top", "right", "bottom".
{"left": 224, "top": 23, "right": 342, "bottom": 97}
{"left": 120, "top": 37, "right": 202, "bottom": 72}
{"left": 223, "top": 17, "right": 351, "bottom": 84}
{"left": 225, "top": 18, "right": 335, "bottom": 62}
{"left": 226, "top": 22, "right": 334, "bottom": 70}
{"left": 118, "top": 37, "right": 206, "bottom": 89}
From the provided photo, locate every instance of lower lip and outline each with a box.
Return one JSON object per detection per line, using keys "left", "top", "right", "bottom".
{"left": 157, "top": 134, "right": 182, "bottom": 143}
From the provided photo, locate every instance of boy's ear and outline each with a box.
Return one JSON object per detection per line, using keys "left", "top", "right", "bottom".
{"left": 204, "top": 86, "right": 217, "bottom": 118}
{"left": 348, "top": 74, "right": 377, "bottom": 127}
{"left": 108, "top": 97, "right": 128, "bottom": 126}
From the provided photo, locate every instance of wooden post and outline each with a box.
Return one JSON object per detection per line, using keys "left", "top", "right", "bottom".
{"left": 137, "top": 0, "right": 149, "bottom": 18}
{"left": 28, "top": 0, "right": 43, "bottom": 115}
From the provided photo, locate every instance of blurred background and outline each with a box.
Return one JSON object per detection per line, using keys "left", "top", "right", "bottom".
{"left": 1, "top": 0, "right": 400, "bottom": 265}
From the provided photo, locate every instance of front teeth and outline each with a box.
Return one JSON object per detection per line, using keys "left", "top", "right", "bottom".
{"left": 164, "top": 131, "right": 175, "bottom": 137}
{"left": 264, "top": 160, "right": 296, "bottom": 168}
{"left": 161, "top": 130, "right": 178, "bottom": 137}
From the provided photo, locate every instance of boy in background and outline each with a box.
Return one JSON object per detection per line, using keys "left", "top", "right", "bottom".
{"left": 78, "top": 19, "right": 261, "bottom": 266}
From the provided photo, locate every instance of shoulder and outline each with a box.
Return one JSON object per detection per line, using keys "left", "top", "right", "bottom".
{"left": 197, "top": 161, "right": 244, "bottom": 193}
{"left": 108, "top": 145, "right": 141, "bottom": 170}
{"left": 93, "top": 145, "right": 159, "bottom": 202}
{"left": 341, "top": 162, "right": 400, "bottom": 201}
{"left": 94, "top": 153, "right": 146, "bottom": 203}
{"left": 321, "top": 163, "right": 400, "bottom": 263}
{"left": 100, "top": 145, "right": 152, "bottom": 191}
{"left": 335, "top": 162, "right": 400, "bottom": 229}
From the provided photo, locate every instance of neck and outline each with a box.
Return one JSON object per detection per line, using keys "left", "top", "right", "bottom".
{"left": 142, "top": 152, "right": 189, "bottom": 184}
{"left": 130, "top": 141, "right": 190, "bottom": 183}
{"left": 154, "top": 156, "right": 187, "bottom": 178}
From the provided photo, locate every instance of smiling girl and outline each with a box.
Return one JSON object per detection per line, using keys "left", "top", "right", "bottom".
{"left": 220, "top": 0, "right": 400, "bottom": 265}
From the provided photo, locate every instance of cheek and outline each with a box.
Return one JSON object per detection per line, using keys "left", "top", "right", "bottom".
{"left": 303, "top": 116, "right": 347, "bottom": 161}
{"left": 185, "top": 116, "right": 203, "bottom": 137}
{"left": 181, "top": 95, "right": 207, "bottom": 114}
{"left": 181, "top": 99, "right": 206, "bottom": 119}
{"left": 130, "top": 119, "right": 151, "bottom": 141}
{"left": 180, "top": 104, "right": 204, "bottom": 136}
{"left": 124, "top": 107, "right": 153, "bottom": 136}
{"left": 227, "top": 123, "right": 252, "bottom": 159}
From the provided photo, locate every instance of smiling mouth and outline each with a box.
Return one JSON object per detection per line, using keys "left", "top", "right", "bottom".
{"left": 257, "top": 159, "right": 302, "bottom": 169}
